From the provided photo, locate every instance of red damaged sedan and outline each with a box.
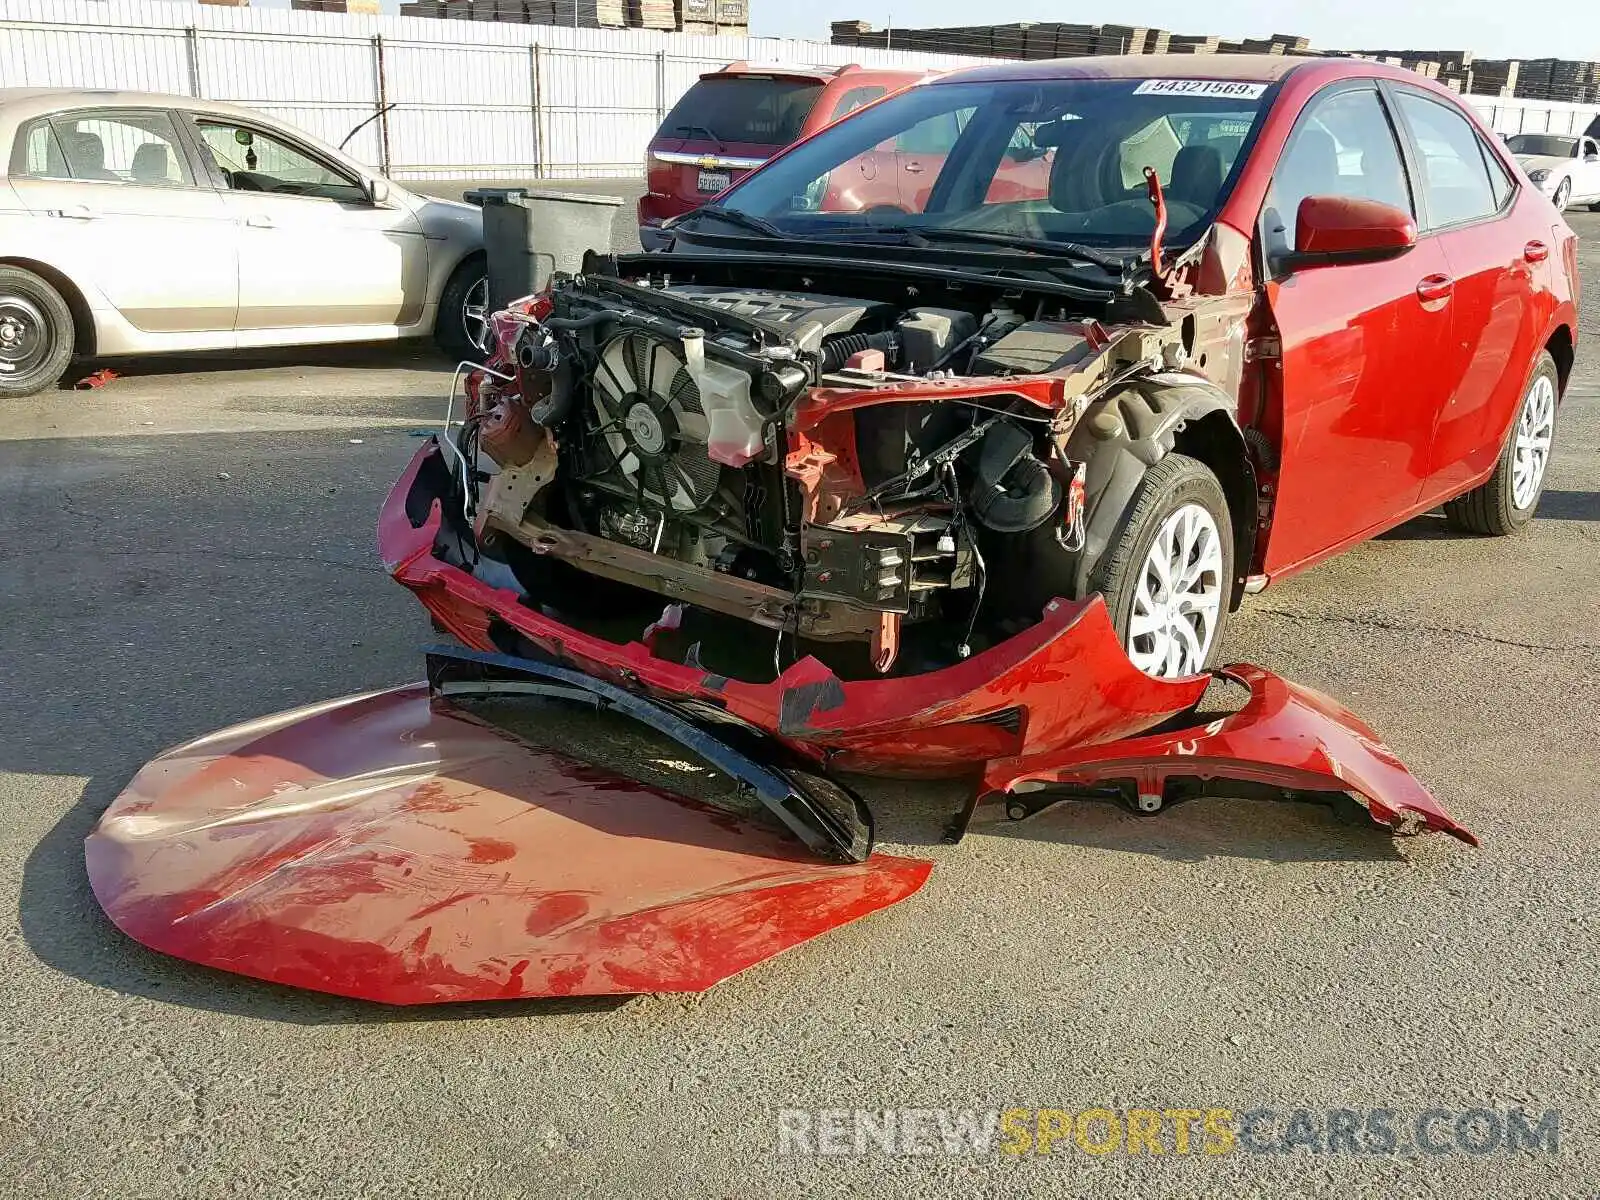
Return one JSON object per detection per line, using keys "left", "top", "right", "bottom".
{"left": 389, "top": 55, "right": 1575, "bottom": 772}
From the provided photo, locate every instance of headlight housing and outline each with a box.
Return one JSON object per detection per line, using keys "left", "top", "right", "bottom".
{"left": 1528, "top": 169, "right": 1552, "bottom": 183}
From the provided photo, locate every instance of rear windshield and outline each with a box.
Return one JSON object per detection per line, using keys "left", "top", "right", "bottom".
{"left": 662, "top": 76, "right": 825, "bottom": 147}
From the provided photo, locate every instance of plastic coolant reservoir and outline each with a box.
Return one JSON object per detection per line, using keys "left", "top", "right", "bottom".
{"left": 682, "top": 330, "right": 765, "bottom": 467}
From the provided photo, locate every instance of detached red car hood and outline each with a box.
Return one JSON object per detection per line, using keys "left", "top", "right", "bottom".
{"left": 86, "top": 682, "right": 930, "bottom": 1004}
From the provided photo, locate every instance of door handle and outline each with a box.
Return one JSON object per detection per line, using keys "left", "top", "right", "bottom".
{"left": 1524, "top": 240, "right": 1550, "bottom": 263}
{"left": 54, "top": 204, "right": 95, "bottom": 220}
{"left": 244, "top": 215, "right": 275, "bottom": 229}
{"left": 1416, "top": 274, "right": 1455, "bottom": 305}
{"left": 903, "top": 161, "right": 924, "bottom": 174}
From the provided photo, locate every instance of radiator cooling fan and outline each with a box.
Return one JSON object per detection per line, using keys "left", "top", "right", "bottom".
{"left": 589, "top": 330, "right": 724, "bottom": 514}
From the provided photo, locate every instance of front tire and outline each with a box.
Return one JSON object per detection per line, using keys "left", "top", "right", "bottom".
{"left": 435, "top": 256, "right": 489, "bottom": 361}
{"left": 1553, "top": 178, "right": 1572, "bottom": 211}
{"left": 1089, "top": 453, "right": 1234, "bottom": 679}
{"left": 0, "top": 266, "right": 74, "bottom": 399}
{"left": 1443, "top": 351, "right": 1558, "bottom": 535}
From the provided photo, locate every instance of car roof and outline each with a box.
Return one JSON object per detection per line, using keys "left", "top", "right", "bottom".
{"left": 0, "top": 87, "right": 301, "bottom": 127}
{"left": 707, "top": 62, "right": 923, "bottom": 84}
{"left": 934, "top": 53, "right": 1327, "bottom": 86}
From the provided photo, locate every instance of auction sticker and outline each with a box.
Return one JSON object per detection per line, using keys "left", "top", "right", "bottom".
{"left": 1133, "top": 80, "right": 1270, "bottom": 99}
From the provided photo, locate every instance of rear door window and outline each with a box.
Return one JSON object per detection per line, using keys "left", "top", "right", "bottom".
{"left": 662, "top": 77, "right": 825, "bottom": 147}
{"left": 32, "top": 110, "right": 195, "bottom": 187}
{"left": 1391, "top": 90, "right": 1502, "bottom": 228}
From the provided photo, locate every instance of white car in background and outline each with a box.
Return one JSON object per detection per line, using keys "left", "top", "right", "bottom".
{"left": 0, "top": 89, "right": 488, "bottom": 398}
{"left": 1505, "top": 131, "right": 1600, "bottom": 212}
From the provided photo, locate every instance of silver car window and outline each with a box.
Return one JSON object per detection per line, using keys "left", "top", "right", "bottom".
{"left": 46, "top": 110, "right": 195, "bottom": 187}
{"left": 195, "top": 120, "right": 367, "bottom": 204}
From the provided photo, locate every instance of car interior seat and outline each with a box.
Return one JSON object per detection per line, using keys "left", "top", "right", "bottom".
{"left": 1168, "top": 144, "right": 1225, "bottom": 208}
{"left": 131, "top": 142, "right": 172, "bottom": 184}
{"left": 63, "top": 132, "right": 118, "bottom": 181}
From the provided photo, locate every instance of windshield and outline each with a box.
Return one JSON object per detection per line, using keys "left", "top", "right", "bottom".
{"left": 1505, "top": 134, "right": 1578, "bottom": 157}
{"left": 704, "top": 76, "right": 1274, "bottom": 249}
{"left": 661, "top": 76, "right": 825, "bottom": 147}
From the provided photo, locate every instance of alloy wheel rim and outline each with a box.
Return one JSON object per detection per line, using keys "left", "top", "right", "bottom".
{"left": 1511, "top": 374, "right": 1556, "bottom": 510}
{"left": 1127, "top": 502, "right": 1224, "bottom": 679}
{"left": 462, "top": 276, "right": 489, "bottom": 353}
{"left": 0, "top": 295, "right": 47, "bottom": 377}
{"left": 1555, "top": 180, "right": 1571, "bottom": 209}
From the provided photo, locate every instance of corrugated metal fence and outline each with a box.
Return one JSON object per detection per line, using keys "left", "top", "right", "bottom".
{"left": 0, "top": 0, "right": 989, "bottom": 179}
{"left": 3, "top": 1, "right": 1597, "bottom": 180}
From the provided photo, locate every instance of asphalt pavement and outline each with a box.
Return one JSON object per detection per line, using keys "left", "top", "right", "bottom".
{"left": 0, "top": 203, "right": 1596, "bottom": 1199}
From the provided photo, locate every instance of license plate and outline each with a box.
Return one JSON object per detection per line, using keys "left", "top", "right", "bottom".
{"left": 697, "top": 169, "right": 731, "bottom": 194}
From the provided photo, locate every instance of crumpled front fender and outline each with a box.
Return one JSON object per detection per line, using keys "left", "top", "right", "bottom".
{"left": 380, "top": 441, "right": 1208, "bottom": 776}
{"left": 966, "top": 664, "right": 1476, "bottom": 844}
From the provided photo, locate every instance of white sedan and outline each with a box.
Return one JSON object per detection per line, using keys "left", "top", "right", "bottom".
{"left": 1506, "top": 131, "right": 1600, "bottom": 212}
{"left": 0, "top": 89, "right": 488, "bottom": 398}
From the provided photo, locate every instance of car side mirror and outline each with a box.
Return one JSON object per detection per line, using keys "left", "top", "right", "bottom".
{"left": 1275, "top": 195, "right": 1417, "bottom": 274}
{"left": 1586, "top": 152, "right": 1599, "bottom": 163}
{"left": 367, "top": 177, "right": 392, "bottom": 205}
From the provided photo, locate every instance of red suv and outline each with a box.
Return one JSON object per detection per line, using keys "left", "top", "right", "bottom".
{"left": 639, "top": 62, "right": 928, "bottom": 249}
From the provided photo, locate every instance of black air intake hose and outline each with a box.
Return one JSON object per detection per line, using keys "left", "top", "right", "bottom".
{"left": 969, "top": 420, "right": 1061, "bottom": 534}
{"left": 820, "top": 330, "right": 901, "bottom": 373}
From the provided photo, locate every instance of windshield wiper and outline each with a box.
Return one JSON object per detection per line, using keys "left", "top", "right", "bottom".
{"left": 669, "top": 205, "right": 785, "bottom": 239}
{"left": 672, "top": 123, "right": 726, "bottom": 151}
{"left": 895, "top": 225, "right": 1130, "bottom": 273}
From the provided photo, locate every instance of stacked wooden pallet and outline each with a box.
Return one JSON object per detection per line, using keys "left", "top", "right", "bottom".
{"left": 828, "top": 21, "right": 1323, "bottom": 63}
{"left": 628, "top": 0, "right": 676, "bottom": 30}
{"left": 1467, "top": 59, "right": 1520, "bottom": 98}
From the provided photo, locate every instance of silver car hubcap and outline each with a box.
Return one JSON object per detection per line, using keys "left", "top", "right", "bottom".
{"left": 1127, "top": 502, "right": 1224, "bottom": 679}
{"left": 1511, "top": 374, "right": 1555, "bottom": 510}
{"left": 462, "top": 276, "right": 489, "bottom": 353}
{"left": 1554, "top": 180, "right": 1571, "bottom": 210}
{"left": 0, "top": 295, "right": 47, "bottom": 376}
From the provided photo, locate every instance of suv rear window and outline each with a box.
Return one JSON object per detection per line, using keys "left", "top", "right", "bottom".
{"left": 661, "top": 76, "right": 825, "bottom": 147}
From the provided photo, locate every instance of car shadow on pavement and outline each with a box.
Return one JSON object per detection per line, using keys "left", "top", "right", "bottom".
{"left": 61, "top": 341, "right": 454, "bottom": 388}
{"left": 1375, "top": 490, "right": 1598, "bottom": 540}
{"left": 968, "top": 796, "right": 1408, "bottom": 864}
{"left": 1536, "top": 489, "right": 1600, "bottom": 520}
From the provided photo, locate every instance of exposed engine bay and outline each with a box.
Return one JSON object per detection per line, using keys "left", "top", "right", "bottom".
{"left": 453, "top": 255, "right": 1221, "bottom": 680}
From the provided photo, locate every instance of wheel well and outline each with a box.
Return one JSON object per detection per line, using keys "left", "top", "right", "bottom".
{"left": 1547, "top": 325, "right": 1574, "bottom": 396}
{"left": 0, "top": 257, "right": 94, "bottom": 358}
{"left": 450, "top": 249, "right": 486, "bottom": 282}
{"left": 1172, "top": 411, "right": 1258, "bottom": 610}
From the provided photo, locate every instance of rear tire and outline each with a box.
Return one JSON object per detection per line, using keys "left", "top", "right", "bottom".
{"left": 0, "top": 266, "right": 74, "bottom": 399}
{"left": 1443, "top": 351, "right": 1558, "bottom": 535}
{"left": 1089, "top": 453, "right": 1233, "bottom": 679}
{"left": 435, "top": 256, "right": 488, "bottom": 361}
